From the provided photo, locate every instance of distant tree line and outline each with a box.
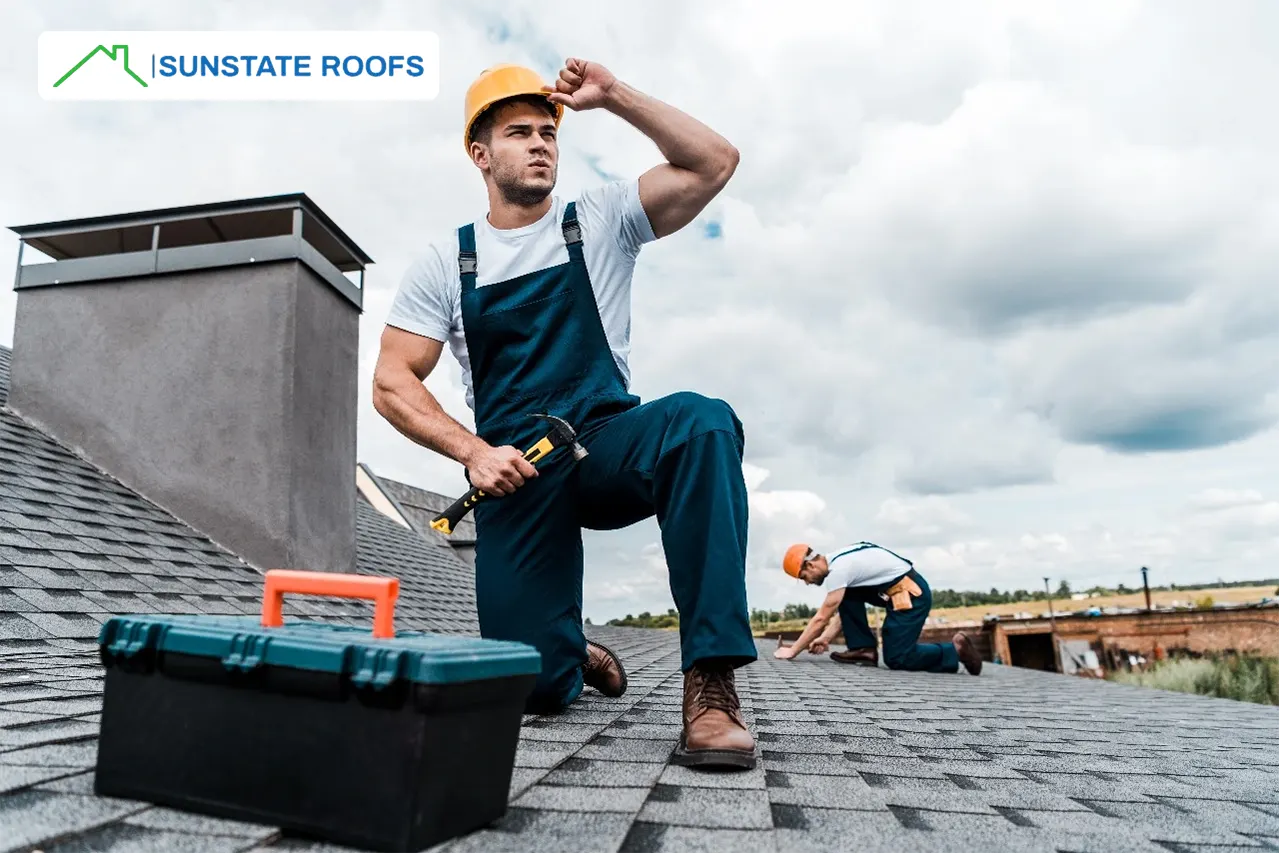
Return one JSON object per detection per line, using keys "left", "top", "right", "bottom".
{"left": 607, "top": 608, "right": 679, "bottom": 629}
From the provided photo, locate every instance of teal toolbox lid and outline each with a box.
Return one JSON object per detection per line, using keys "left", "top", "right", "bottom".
{"left": 98, "top": 614, "right": 542, "bottom": 689}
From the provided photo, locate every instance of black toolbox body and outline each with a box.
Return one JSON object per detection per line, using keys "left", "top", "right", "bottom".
{"left": 93, "top": 611, "right": 541, "bottom": 852}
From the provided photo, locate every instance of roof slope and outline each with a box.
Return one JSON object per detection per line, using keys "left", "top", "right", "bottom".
{"left": 0, "top": 344, "right": 478, "bottom": 639}
{"left": 1, "top": 629, "right": 1276, "bottom": 852}
{"left": 1, "top": 344, "right": 1276, "bottom": 852}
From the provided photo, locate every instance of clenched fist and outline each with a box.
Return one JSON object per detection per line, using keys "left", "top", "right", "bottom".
{"left": 543, "top": 57, "right": 617, "bottom": 111}
{"left": 466, "top": 444, "right": 538, "bottom": 496}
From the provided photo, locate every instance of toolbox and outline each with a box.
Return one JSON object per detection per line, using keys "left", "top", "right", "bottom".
{"left": 93, "top": 570, "right": 542, "bottom": 852}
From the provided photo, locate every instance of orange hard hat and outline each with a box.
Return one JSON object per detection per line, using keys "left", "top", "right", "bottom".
{"left": 783, "top": 543, "right": 812, "bottom": 579}
{"left": 463, "top": 64, "right": 563, "bottom": 155}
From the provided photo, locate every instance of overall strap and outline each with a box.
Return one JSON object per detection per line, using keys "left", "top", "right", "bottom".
{"left": 562, "top": 201, "right": 584, "bottom": 265}
{"left": 458, "top": 223, "right": 477, "bottom": 294}
{"left": 831, "top": 541, "right": 914, "bottom": 568}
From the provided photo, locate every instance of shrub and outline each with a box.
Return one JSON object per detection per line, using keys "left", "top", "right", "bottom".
{"left": 1109, "top": 654, "right": 1278, "bottom": 705}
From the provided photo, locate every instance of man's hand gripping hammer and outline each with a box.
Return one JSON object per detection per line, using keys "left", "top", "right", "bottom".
{"left": 429, "top": 413, "right": 587, "bottom": 535}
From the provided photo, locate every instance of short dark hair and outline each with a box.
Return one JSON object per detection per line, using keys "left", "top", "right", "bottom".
{"left": 469, "top": 95, "right": 558, "bottom": 148}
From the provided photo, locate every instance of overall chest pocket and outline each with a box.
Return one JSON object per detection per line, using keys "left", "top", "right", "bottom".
{"left": 473, "top": 288, "right": 588, "bottom": 404}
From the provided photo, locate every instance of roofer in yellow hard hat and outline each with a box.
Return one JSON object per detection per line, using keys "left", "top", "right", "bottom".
{"left": 774, "top": 542, "right": 984, "bottom": 675}
{"left": 374, "top": 59, "right": 757, "bottom": 769}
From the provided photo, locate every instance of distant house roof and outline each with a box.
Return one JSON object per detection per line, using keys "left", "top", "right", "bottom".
{"left": 2, "top": 343, "right": 1278, "bottom": 852}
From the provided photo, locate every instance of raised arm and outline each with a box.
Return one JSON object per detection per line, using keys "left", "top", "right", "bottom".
{"left": 545, "top": 58, "right": 739, "bottom": 239}
{"left": 372, "top": 327, "right": 536, "bottom": 496}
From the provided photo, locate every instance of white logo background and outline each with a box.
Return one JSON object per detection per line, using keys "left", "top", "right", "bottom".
{"left": 38, "top": 31, "right": 440, "bottom": 101}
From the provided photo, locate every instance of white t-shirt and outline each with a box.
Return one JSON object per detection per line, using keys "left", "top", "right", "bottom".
{"left": 385, "top": 179, "right": 657, "bottom": 411}
{"left": 823, "top": 543, "right": 912, "bottom": 591}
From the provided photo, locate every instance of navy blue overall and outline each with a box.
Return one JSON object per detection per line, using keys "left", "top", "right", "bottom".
{"left": 832, "top": 544, "right": 959, "bottom": 673}
{"left": 458, "top": 202, "right": 758, "bottom": 712}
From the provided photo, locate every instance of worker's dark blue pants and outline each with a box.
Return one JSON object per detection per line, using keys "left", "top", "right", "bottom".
{"left": 472, "top": 391, "right": 759, "bottom": 712}
{"left": 838, "top": 569, "right": 959, "bottom": 673}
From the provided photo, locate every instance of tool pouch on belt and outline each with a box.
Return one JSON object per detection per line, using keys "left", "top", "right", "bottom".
{"left": 884, "top": 574, "right": 923, "bottom": 611}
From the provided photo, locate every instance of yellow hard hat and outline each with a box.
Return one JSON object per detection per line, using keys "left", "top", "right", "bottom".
{"left": 463, "top": 64, "right": 563, "bottom": 155}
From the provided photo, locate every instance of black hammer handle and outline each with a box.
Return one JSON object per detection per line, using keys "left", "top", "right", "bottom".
{"left": 429, "top": 434, "right": 558, "bottom": 535}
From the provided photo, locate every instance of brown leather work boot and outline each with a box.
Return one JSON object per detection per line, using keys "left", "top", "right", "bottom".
{"left": 582, "top": 641, "right": 627, "bottom": 697}
{"left": 953, "top": 632, "right": 983, "bottom": 675}
{"left": 831, "top": 647, "right": 879, "bottom": 667}
{"left": 672, "top": 661, "right": 756, "bottom": 770}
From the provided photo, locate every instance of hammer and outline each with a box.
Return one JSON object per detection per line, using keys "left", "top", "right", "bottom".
{"left": 429, "top": 413, "right": 587, "bottom": 535}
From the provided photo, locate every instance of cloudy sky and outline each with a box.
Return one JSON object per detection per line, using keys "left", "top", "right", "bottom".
{"left": 2, "top": 1, "right": 1275, "bottom": 622}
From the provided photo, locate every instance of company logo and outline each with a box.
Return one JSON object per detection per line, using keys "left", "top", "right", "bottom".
{"left": 38, "top": 31, "right": 440, "bottom": 100}
{"left": 55, "top": 44, "right": 148, "bottom": 89}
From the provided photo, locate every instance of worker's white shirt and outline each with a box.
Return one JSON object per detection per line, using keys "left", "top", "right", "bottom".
{"left": 385, "top": 179, "right": 656, "bottom": 411}
{"left": 823, "top": 543, "right": 912, "bottom": 590}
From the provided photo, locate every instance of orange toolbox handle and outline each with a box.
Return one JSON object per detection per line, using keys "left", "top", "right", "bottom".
{"left": 261, "top": 569, "right": 399, "bottom": 639}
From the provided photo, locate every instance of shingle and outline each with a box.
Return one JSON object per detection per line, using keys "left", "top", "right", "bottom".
{"left": 518, "top": 724, "right": 606, "bottom": 744}
{"left": 33, "top": 770, "right": 96, "bottom": 794}
{"left": 5, "top": 696, "right": 102, "bottom": 716}
{"left": 762, "top": 751, "right": 866, "bottom": 777}
{"left": 0, "top": 708, "right": 60, "bottom": 728}
{"left": 637, "top": 785, "right": 772, "bottom": 830}
{"left": 0, "top": 738, "right": 97, "bottom": 768}
{"left": 0, "top": 789, "right": 148, "bottom": 851}
{"left": 0, "top": 764, "right": 81, "bottom": 795}
{"left": 512, "top": 741, "right": 578, "bottom": 769}
{"left": 122, "top": 806, "right": 280, "bottom": 840}
{"left": 20, "top": 611, "right": 106, "bottom": 639}
{"left": 600, "top": 721, "right": 684, "bottom": 740}
{"left": 618, "top": 823, "right": 771, "bottom": 853}
{"left": 38, "top": 822, "right": 261, "bottom": 853}
{"left": 0, "top": 717, "right": 99, "bottom": 749}
{"left": 512, "top": 783, "right": 651, "bottom": 813}
{"left": 444, "top": 808, "right": 634, "bottom": 853}
{"left": 1087, "top": 798, "right": 1280, "bottom": 838}
{"left": 577, "top": 735, "right": 676, "bottom": 763}
{"left": 541, "top": 758, "right": 666, "bottom": 789}
{"left": 0, "top": 614, "right": 53, "bottom": 641}
{"left": 657, "top": 763, "right": 767, "bottom": 790}
{"left": 11, "top": 588, "right": 101, "bottom": 613}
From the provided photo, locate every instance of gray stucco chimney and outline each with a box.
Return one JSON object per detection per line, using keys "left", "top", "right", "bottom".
{"left": 6, "top": 194, "right": 371, "bottom": 575}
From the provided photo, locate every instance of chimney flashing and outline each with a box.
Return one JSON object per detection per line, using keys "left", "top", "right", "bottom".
{"left": 9, "top": 193, "right": 370, "bottom": 312}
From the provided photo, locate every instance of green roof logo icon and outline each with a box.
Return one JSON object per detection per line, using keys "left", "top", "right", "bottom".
{"left": 54, "top": 44, "right": 147, "bottom": 88}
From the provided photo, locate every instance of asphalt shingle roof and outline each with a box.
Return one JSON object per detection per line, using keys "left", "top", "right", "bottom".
{"left": 1, "top": 629, "right": 1277, "bottom": 852}
{"left": 0, "top": 345, "right": 478, "bottom": 640}
{"left": 1, "top": 343, "right": 1277, "bottom": 852}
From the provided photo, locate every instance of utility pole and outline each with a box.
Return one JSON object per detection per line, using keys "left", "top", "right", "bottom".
{"left": 1044, "top": 576, "right": 1061, "bottom": 673}
{"left": 1141, "top": 566, "right": 1152, "bottom": 611}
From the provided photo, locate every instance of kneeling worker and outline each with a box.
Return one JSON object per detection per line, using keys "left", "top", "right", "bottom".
{"left": 772, "top": 542, "right": 983, "bottom": 675}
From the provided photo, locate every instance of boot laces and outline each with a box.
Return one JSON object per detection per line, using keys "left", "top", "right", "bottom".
{"left": 693, "top": 666, "right": 740, "bottom": 715}
{"left": 585, "top": 643, "right": 608, "bottom": 673}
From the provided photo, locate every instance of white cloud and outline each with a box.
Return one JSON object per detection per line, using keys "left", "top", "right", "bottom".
{"left": 874, "top": 497, "right": 973, "bottom": 543}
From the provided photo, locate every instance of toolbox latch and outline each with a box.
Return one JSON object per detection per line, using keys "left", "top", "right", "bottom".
{"left": 350, "top": 647, "right": 405, "bottom": 690}
{"left": 222, "top": 632, "right": 269, "bottom": 672}
{"left": 105, "top": 618, "right": 161, "bottom": 660}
